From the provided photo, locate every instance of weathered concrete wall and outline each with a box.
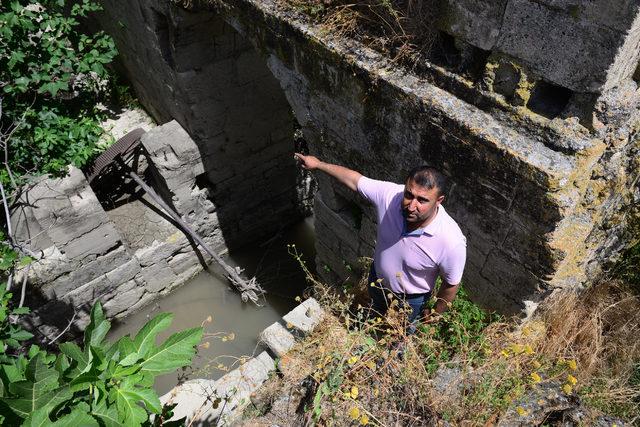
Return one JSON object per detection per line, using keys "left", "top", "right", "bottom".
{"left": 438, "top": 0, "right": 640, "bottom": 93}
{"left": 97, "top": 0, "right": 310, "bottom": 248}
{"left": 12, "top": 121, "right": 221, "bottom": 339}
{"left": 214, "top": 0, "right": 639, "bottom": 314}
{"left": 93, "top": 0, "right": 639, "bottom": 314}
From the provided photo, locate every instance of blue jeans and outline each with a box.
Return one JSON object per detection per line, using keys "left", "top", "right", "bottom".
{"left": 367, "top": 264, "right": 431, "bottom": 324}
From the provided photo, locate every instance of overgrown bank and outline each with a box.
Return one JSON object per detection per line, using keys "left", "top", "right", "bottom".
{"left": 241, "top": 252, "right": 640, "bottom": 425}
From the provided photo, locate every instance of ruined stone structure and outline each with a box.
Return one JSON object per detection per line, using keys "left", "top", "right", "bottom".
{"left": 12, "top": 121, "right": 230, "bottom": 336}
{"left": 92, "top": 0, "right": 639, "bottom": 314}
{"left": 16, "top": 0, "right": 638, "bottom": 321}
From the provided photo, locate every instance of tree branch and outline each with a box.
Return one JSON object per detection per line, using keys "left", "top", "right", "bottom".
{"left": 47, "top": 310, "right": 77, "bottom": 344}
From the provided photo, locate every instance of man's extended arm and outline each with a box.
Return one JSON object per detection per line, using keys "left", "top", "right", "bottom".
{"left": 294, "top": 153, "right": 362, "bottom": 192}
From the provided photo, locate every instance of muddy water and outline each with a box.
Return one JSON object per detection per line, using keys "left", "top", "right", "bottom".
{"left": 108, "top": 217, "right": 316, "bottom": 394}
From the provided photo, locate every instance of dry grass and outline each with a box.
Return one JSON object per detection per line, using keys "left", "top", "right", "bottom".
{"left": 241, "top": 262, "right": 640, "bottom": 426}
{"left": 280, "top": 0, "right": 441, "bottom": 68}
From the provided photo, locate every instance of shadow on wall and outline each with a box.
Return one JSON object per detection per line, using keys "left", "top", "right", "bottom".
{"left": 96, "top": 0, "right": 314, "bottom": 253}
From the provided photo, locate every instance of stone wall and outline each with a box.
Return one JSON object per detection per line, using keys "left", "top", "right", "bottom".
{"left": 12, "top": 121, "right": 222, "bottom": 339}
{"left": 214, "top": 0, "right": 639, "bottom": 314}
{"left": 92, "top": 0, "right": 639, "bottom": 314}
{"left": 96, "top": 0, "right": 311, "bottom": 249}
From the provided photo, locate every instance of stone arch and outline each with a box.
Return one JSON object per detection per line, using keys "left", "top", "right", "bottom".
{"left": 98, "top": 0, "right": 314, "bottom": 253}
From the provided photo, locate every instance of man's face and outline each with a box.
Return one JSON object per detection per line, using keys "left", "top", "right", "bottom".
{"left": 402, "top": 179, "right": 444, "bottom": 228}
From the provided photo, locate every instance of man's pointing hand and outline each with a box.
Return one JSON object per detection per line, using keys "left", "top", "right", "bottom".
{"left": 294, "top": 153, "right": 321, "bottom": 170}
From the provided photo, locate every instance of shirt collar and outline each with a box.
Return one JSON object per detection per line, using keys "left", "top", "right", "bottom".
{"left": 422, "top": 206, "right": 442, "bottom": 236}
{"left": 402, "top": 206, "right": 442, "bottom": 237}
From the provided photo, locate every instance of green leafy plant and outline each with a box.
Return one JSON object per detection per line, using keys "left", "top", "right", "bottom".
{"left": 0, "top": 0, "right": 118, "bottom": 187}
{"left": 0, "top": 302, "right": 203, "bottom": 426}
{"left": 0, "top": 289, "right": 32, "bottom": 353}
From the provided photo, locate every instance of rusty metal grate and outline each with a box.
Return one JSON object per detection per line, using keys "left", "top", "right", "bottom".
{"left": 84, "top": 128, "right": 146, "bottom": 183}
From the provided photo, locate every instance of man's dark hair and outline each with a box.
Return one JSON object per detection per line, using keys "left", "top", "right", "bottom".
{"left": 405, "top": 165, "right": 448, "bottom": 197}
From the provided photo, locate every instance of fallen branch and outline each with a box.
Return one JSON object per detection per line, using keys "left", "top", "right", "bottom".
{"left": 123, "top": 163, "right": 265, "bottom": 305}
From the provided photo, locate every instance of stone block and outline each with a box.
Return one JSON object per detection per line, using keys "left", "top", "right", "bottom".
{"left": 11, "top": 201, "right": 54, "bottom": 252}
{"left": 438, "top": 0, "right": 507, "bottom": 50}
{"left": 167, "top": 252, "right": 200, "bottom": 274}
{"left": 26, "top": 246, "right": 75, "bottom": 286}
{"left": 28, "top": 168, "right": 123, "bottom": 257}
{"left": 496, "top": 0, "right": 632, "bottom": 92}
{"left": 282, "top": 298, "right": 323, "bottom": 334}
{"left": 140, "top": 261, "right": 179, "bottom": 293}
{"left": 462, "top": 259, "right": 522, "bottom": 314}
{"left": 135, "top": 240, "right": 183, "bottom": 267}
{"left": 479, "top": 250, "right": 543, "bottom": 308}
{"left": 61, "top": 223, "right": 121, "bottom": 260}
{"left": 532, "top": 0, "right": 640, "bottom": 31}
{"left": 160, "top": 352, "right": 275, "bottom": 425}
{"left": 62, "top": 274, "right": 112, "bottom": 306}
{"left": 43, "top": 246, "right": 131, "bottom": 298}
{"left": 125, "top": 291, "right": 157, "bottom": 316}
{"left": 103, "top": 285, "right": 145, "bottom": 317}
{"left": 159, "top": 379, "right": 218, "bottom": 425}
{"left": 106, "top": 258, "right": 142, "bottom": 286}
{"left": 259, "top": 322, "right": 296, "bottom": 356}
{"left": 142, "top": 121, "right": 205, "bottom": 177}
{"left": 208, "top": 351, "right": 275, "bottom": 424}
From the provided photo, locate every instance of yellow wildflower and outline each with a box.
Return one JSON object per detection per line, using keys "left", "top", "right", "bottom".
{"left": 349, "top": 407, "right": 360, "bottom": 420}
{"left": 351, "top": 386, "right": 359, "bottom": 399}
{"left": 373, "top": 388, "right": 379, "bottom": 397}
{"left": 531, "top": 360, "right": 542, "bottom": 369}
{"left": 562, "top": 384, "right": 573, "bottom": 394}
{"left": 360, "top": 414, "right": 369, "bottom": 425}
{"left": 347, "top": 356, "right": 359, "bottom": 365}
{"left": 516, "top": 407, "right": 528, "bottom": 416}
{"left": 567, "top": 359, "right": 577, "bottom": 371}
{"left": 524, "top": 344, "right": 534, "bottom": 355}
{"left": 500, "top": 350, "right": 510, "bottom": 358}
{"left": 530, "top": 372, "right": 541, "bottom": 383}
{"left": 566, "top": 374, "right": 577, "bottom": 385}
{"left": 510, "top": 344, "right": 524, "bottom": 354}
{"left": 366, "top": 361, "right": 376, "bottom": 370}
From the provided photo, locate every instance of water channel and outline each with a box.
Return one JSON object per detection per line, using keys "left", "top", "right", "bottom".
{"left": 108, "top": 217, "right": 316, "bottom": 394}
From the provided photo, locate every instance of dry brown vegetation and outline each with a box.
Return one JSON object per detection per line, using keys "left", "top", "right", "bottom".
{"left": 280, "top": 0, "right": 441, "bottom": 67}
{"left": 241, "top": 254, "right": 640, "bottom": 425}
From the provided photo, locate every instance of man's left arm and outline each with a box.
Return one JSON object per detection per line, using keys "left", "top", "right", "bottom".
{"left": 433, "top": 282, "right": 459, "bottom": 314}
{"left": 426, "top": 240, "right": 466, "bottom": 320}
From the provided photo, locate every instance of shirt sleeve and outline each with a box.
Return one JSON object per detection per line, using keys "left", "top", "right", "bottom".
{"left": 357, "top": 176, "right": 403, "bottom": 209}
{"left": 439, "top": 241, "right": 466, "bottom": 285}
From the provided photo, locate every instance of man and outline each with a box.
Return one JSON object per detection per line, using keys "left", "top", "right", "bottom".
{"left": 294, "top": 153, "right": 466, "bottom": 324}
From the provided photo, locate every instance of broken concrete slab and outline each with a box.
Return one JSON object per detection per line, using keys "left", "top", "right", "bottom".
{"left": 259, "top": 322, "right": 296, "bottom": 357}
{"left": 282, "top": 297, "right": 324, "bottom": 334}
